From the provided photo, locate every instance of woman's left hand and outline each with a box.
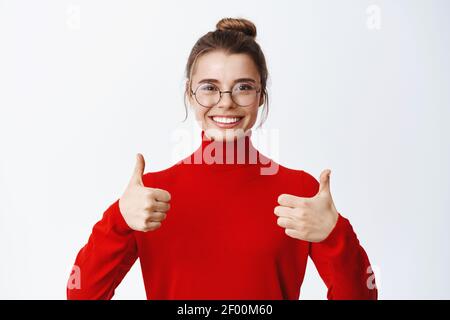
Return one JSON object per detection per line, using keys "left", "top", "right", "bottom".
{"left": 274, "top": 169, "right": 339, "bottom": 242}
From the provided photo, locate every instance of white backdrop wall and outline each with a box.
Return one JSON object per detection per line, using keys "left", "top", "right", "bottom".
{"left": 0, "top": 0, "right": 449, "bottom": 299}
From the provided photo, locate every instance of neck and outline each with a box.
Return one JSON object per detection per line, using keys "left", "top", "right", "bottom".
{"left": 190, "top": 129, "right": 261, "bottom": 166}
{"left": 177, "top": 129, "right": 279, "bottom": 175}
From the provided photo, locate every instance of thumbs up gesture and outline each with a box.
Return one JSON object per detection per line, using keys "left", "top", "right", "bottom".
{"left": 118, "top": 153, "right": 171, "bottom": 232}
{"left": 274, "top": 169, "right": 339, "bottom": 242}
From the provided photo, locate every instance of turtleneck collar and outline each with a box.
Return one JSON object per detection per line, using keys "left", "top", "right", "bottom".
{"left": 179, "top": 129, "right": 269, "bottom": 168}
{"left": 200, "top": 129, "right": 258, "bottom": 165}
{"left": 175, "top": 129, "right": 278, "bottom": 175}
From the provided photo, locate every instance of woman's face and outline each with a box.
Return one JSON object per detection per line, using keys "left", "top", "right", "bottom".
{"left": 188, "top": 50, "right": 263, "bottom": 141}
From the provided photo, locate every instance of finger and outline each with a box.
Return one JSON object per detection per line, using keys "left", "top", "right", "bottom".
{"left": 151, "top": 201, "right": 170, "bottom": 212}
{"left": 318, "top": 169, "right": 331, "bottom": 195}
{"left": 277, "top": 193, "right": 307, "bottom": 208}
{"left": 130, "top": 153, "right": 145, "bottom": 186}
{"left": 274, "top": 205, "right": 295, "bottom": 218}
{"left": 144, "top": 221, "right": 161, "bottom": 231}
{"left": 147, "top": 211, "right": 167, "bottom": 222}
{"left": 152, "top": 188, "right": 171, "bottom": 202}
{"left": 276, "top": 217, "right": 296, "bottom": 229}
{"left": 284, "top": 228, "right": 304, "bottom": 240}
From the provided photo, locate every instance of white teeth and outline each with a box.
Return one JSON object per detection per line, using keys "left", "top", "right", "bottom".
{"left": 212, "top": 116, "right": 242, "bottom": 124}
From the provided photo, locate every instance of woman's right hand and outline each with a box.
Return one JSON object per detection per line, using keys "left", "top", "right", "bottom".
{"left": 119, "top": 153, "right": 171, "bottom": 232}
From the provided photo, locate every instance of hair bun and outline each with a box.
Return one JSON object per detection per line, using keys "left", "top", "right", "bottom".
{"left": 216, "top": 18, "right": 257, "bottom": 39}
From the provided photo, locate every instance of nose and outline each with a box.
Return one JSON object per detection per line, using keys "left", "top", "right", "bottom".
{"left": 217, "top": 91, "right": 236, "bottom": 109}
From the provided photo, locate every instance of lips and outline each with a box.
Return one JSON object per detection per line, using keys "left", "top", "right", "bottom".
{"left": 211, "top": 116, "right": 243, "bottom": 124}
{"left": 209, "top": 116, "right": 244, "bottom": 128}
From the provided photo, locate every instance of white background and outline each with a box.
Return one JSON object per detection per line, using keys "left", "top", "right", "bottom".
{"left": 1, "top": 0, "right": 449, "bottom": 299}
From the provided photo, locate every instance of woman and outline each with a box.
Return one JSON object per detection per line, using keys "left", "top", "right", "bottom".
{"left": 67, "top": 17, "right": 378, "bottom": 300}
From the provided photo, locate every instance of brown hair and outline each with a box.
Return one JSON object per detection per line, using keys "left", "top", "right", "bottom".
{"left": 184, "top": 17, "right": 269, "bottom": 128}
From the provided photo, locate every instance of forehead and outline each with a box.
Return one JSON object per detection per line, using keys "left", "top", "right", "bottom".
{"left": 192, "top": 51, "right": 260, "bottom": 83}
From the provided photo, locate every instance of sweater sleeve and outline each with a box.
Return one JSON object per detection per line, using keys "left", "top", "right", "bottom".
{"left": 66, "top": 199, "right": 138, "bottom": 300}
{"left": 302, "top": 171, "right": 378, "bottom": 300}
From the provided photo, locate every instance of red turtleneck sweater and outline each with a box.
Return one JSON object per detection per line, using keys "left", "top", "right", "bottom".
{"left": 67, "top": 131, "right": 377, "bottom": 300}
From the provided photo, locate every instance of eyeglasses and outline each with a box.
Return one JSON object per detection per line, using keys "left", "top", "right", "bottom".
{"left": 191, "top": 82, "right": 261, "bottom": 108}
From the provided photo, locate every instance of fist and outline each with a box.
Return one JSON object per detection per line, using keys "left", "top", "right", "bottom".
{"left": 274, "top": 169, "right": 339, "bottom": 242}
{"left": 119, "top": 153, "right": 171, "bottom": 232}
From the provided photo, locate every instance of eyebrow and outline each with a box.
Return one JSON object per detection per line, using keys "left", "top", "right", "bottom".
{"left": 197, "top": 78, "right": 257, "bottom": 85}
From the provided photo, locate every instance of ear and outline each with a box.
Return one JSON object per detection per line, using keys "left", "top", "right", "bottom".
{"left": 185, "top": 80, "right": 194, "bottom": 105}
{"left": 258, "top": 92, "right": 265, "bottom": 107}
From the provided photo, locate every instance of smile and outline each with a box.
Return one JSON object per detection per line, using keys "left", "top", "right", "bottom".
{"left": 209, "top": 116, "right": 244, "bottom": 128}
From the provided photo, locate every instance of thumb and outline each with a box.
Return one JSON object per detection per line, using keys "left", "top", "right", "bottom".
{"left": 130, "top": 153, "right": 145, "bottom": 186}
{"left": 318, "top": 169, "right": 331, "bottom": 195}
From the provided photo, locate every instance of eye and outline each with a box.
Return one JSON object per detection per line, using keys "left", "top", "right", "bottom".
{"left": 235, "top": 83, "right": 255, "bottom": 91}
{"left": 198, "top": 83, "right": 218, "bottom": 91}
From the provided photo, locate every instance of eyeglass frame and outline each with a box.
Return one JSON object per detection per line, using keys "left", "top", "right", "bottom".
{"left": 190, "top": 82, "right": 262, "bottom": 108}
